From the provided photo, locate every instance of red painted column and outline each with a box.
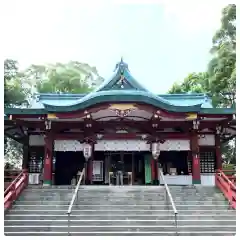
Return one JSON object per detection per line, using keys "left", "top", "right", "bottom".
{"left": 215, "top": 135, "right": 222, "bottom": 170}
{"left": 22, "top": 136, "right": 29, "bottom": 171}
{"left": 191, "top": 132, "right": 201, "bottom": 184}
{"left": 43, "top": 134, "right": 53, "bottom": 186}
{"left": 151, "top": 159, "right": 155, "bottom": 183}
{"left": 187, "top": 151, "right": 192, "bottom": 174}
{"left": 155, "top": 159, "right": 159, "bottom": 185}
{"left": 88, "top": 144, "right": 94, "bottom": 184}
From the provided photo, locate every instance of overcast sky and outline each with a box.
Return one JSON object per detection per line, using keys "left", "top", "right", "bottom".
{"left": 3, "top": 0, "right": 228, "bottom": 93}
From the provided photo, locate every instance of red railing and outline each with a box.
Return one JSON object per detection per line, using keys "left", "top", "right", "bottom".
{"left": 4, "top": 170, "right": 22, "bottom": 190}
{"left": 4, "top": 169, "right": 28, "bottom": 210}
{"left": 221, "top": 169, "right": 236, "bottom": 185}
{"left": 215, "top": 169, "right": 236, "bottom": 209}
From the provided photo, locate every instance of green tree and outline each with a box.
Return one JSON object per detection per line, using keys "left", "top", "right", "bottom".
{"left": 4, "top": 59, "right": 27, "bottom": 169}
{"left": 208, "top": 4, "right": 236, "bottom": 107}
{"left": 168, "top": 72, "right": 210, "bottom": 94}
{"left": 211, "top": 4, "right": 236, "bottom": 51}
{"left": 168, "top": 4, "right": 236, "bottom": 164}
{"left": 21, "top": 61, "right": 104, "bottom": 94}
{"left": 4, "top": 59, "right": 28, "bottom": 107}
{"left": 168, "top": 4, "right": 236, "bottom": 109}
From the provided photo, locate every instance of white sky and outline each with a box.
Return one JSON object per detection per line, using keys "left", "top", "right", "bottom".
{"left": 2, "top": 0, "right": 229, "bottom": 93}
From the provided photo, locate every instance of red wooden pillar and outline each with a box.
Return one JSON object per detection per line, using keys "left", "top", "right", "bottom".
{"left": 43, "top": 134, "right": 53, "bottom": 186}
{"left": 191, "top": 132, "right": 201, "bottom": 184}
{"left": 155, "top": 159, "right": 159, "bottom": 185}
{"left": 215, "top": 135, "right": 222, "bottom": 170}
{"left": 151, "top": 159, "right": 155, "bottom": 184}
{"left": 87, "top": 144, "right": 94, "bottom": 184}
{"left": 22, "top": 135, "right": 29, "bottom": 171}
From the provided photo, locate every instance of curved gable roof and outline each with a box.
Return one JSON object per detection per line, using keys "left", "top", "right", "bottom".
{"left": 94, "top": 58, "right": 149, "bottom": 92}
{"left": 26, "top": 59, "right": 217, "bottom": 113}
{"left": 42, "top": 90, "right": 203, "bottom": 112}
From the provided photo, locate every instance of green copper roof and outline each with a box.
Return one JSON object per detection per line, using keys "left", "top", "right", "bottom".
{"left": 42, "top": 90, "right": 203, "bottom": 113}
{"left": 95, "top": 58, "right": 148, "bottom": 92}
{"left": 30, "top": 92, "right": 212, "bottom": 108}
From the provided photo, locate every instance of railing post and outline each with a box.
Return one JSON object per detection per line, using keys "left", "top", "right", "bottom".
{"left": 66, "top": 167, "right": 85, "bottom": 235}
{"left": 174, "top": 212, "right": 178, "bottom": 234}
{"left": 77, "top": 188, "right": 79, "bottom": 202}
{"left": 159, "top": 169, "right": 178, "bottom": 234}
{"left": 228, "top": 185, "right": 232, "bottom": 209}
{"left": 23, "top": 169, "right": 28, "bottom": 187}
{"left": 10, "top": 183, "right": 16, "bottom": 202}
{"left": 67, "top": 212, "right": 70, "bottom": 236}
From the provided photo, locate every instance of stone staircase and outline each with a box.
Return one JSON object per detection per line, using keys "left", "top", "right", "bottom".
{"left": 4, "top": 185, "right": 236, "bottom": 236}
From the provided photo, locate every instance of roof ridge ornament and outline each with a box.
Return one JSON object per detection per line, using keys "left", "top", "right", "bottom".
{"left": 114, "top": 57, "right": 129, "bottom": 73}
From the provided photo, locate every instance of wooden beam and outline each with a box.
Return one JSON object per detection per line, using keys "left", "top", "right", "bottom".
{"left": 55, "top": 104, "right": 111, "bottom": 118}
{"left": 54, "top": 132, "right": 191, "bottom": 140}
{"left": 4, "top": 132, "right": 24, "bottom": 143}
{"left": 8, "top": 119, "right": 233, "bottom": 133}
{"left": 9, "top": 114, "right": 46, "bottom": 120}
{"left": 199, "top": 114, "right": 234, "bottom": 119}
{"left": 4, "top": 126, "right": 18, "bottom": 131}
{"left": 15, "top": 120, "right": 45, "bottom": 129}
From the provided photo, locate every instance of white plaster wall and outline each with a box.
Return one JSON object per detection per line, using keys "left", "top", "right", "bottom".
{"left": 159, "top": 175, "right": 192, "bottom": 185}
{"left": 158, "top": 174, "right": 216, "bottom": 186}
{"left": 28, "top": 173, "right": 40, "bottom": 184}
{"left": 200, "top": 174, "right": 215, "bottom": 186}
{"left": 29, "top": 135, "right": 45, "bottom": 146}
{"left": 160, "top": 140, "right": 190, "bottom": 151}
{"left": 54, "top": 140, "right": 82, "bottom": 151}
{"left": 198, "top": 135, "right": 215, "bottom": 146}
{"left": 30, "top": 137, "right": 191, "bottom": 151}
{"left": 95, "top": 140, "right": 150, "bottom": 151}
{"left": 54, "top": 139, "right": 191, "bottom": 151}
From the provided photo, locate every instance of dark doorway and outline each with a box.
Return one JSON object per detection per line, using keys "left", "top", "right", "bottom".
{"left": 54, "top": 151, "right": 85, "bottom": 185}
{"left": 159, "top": 151, "right": 189, "bottom": 175}
{"left": 133, "top": 152, "right": 146, "bottom": 185}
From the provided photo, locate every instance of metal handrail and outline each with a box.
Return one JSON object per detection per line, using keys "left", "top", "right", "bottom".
{"left": 66, "top": 168, "right": 85, "bottom": 235}
{"left": 159, "top": 169, "right": 178, "bottom": 233}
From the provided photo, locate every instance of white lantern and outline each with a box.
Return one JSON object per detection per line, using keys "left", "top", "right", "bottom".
{"left": 83, "top": 143, "right": 92, "bottom": 161}
{"left": 152, "top": 142, "right": 161, "bottom": 160}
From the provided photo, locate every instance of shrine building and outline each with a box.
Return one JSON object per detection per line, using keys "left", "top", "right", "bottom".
{"left": 4, "top": 59, "right": 236, "bottom": 186}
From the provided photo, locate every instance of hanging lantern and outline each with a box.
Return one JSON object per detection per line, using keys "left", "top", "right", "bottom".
{"left": 152, "top": 142, "right": 161, "bottom": 160}
{"left": 83, "top": 143, "right": 92, "bottom": 161}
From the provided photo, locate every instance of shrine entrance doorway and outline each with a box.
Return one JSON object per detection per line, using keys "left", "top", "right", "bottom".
{"left": 54, "top": 151, "right": 85, "bottom": 185}
{"left": 106, "top": 151, "right": 148, "bottom": 185}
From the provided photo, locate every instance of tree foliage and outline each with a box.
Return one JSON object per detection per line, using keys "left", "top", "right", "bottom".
{"left": 168, "top": 4, "right": 236, "bottom": 164}
{"left": 4, "top": 59, "right": 27, "bottom": 169}
{"left": 21, "top": 61, "right": 104, "bottom": 94}
{"left": 208, "top": 4, "right": 236, "bottom": 107}
{"left": 168, "top": 72, "right": 210, "bottom": 94}
{"left": 168, "top": 4, "right": 236, "bottom": 109}
{"left": 4, "top": 59, "right": 28, "bottom": 107}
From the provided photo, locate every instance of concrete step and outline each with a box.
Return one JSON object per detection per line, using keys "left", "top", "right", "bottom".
{"left": 7, "top": 210, "right": 178, "bottom": 215}
{"left": 9, "top": 204, "right": 232, "bottom": 211}
{"left": 22, "top": 189, "right": 222, "bottom": 195}
{"left": 4, "top": 219, "right": 236, "bottom": 226}
{"left": 4, "top": 232, "right": 236, "bottom": 236}
{"left": 18, "top": 195, "right": 168, "bottom": 201}
{"left": 4, "top": 225, "right": 236, "bottom": 233}
{"left": 4, "top": 214, "right": 236, "bottom": 221}
{"left": 14, "top": 200, "right": 229, "bottom": 205}
{"left": 6, "top": 210, "right": 236, "bottom": 217}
